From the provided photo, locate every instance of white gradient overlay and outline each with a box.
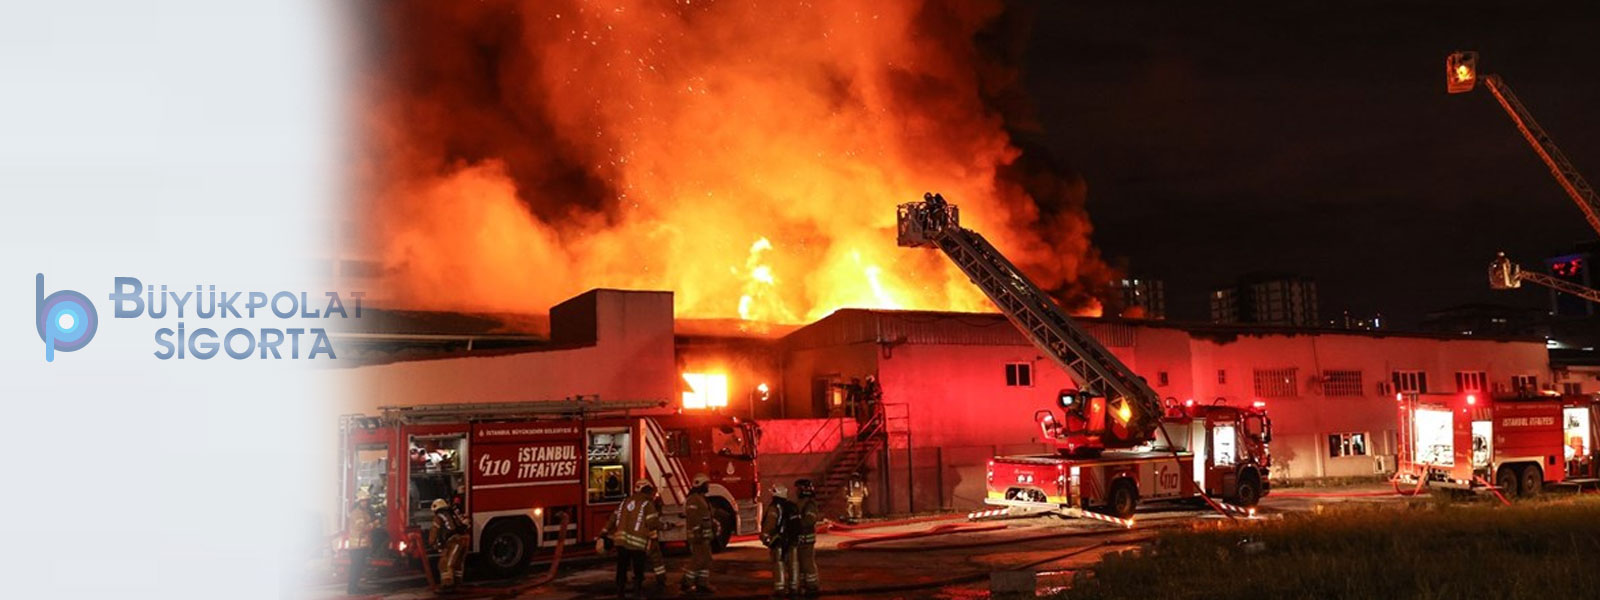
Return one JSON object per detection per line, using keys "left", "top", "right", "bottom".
{"left": 0, "top": 2, "right": 345, "bottom": 598}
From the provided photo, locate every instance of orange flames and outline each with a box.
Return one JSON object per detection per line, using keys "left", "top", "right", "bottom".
{"left": 360, "top": 0, "right": 1111, "bottom": 324}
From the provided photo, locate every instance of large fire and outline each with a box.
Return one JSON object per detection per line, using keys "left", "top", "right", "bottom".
{"left": 360, "top": 0, "right": 1112, "bottom": 324}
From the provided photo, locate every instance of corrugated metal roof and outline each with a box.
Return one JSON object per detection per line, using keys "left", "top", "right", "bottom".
{"left": 782, "top": 309, "right": 1134, "bottom": 350}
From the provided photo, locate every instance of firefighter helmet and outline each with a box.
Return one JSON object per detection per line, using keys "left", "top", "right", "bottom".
{"left": 770, "top": 483, "right": 789, "bottom": 499}
{"left": 692, "top": 473, "right": 712, "bottom": 487}
{"left": 635, "top": 479, "right": 656, "bottom": 493}
{"left": 794, "top": 478, "right": 815, "bottom": 497}
{"left": 430, "top": 498, "right": 450, "bottom": 511}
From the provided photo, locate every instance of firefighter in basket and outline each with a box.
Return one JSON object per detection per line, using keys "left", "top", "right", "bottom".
{"left": 680, "top": 473, "right": 718, "bottom": 595}
{"left": 428, "top": 498, "right": 470, "bottom": 591}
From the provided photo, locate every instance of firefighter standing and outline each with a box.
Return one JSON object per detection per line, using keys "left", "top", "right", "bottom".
{"left": 793, "top": 479, "right": 821, "bottom": 596}
{"left": 429, "top": 498, "right": 470, "bottom": 591}
{"left": 599, "top": 480, "right": 663, "bottom": 599}
{"left": 645, "top": 490, "right": 669, "bottom": 592}
{"left": 346, "top": 492, "right": 375, "bottom": 596}
{"left": 680, "top": 473, "right": 717, "bottom": 595}
{"left": 861, "top": 375, "right": 882, "bottom": 421}
{"left": 761, "top": 483, "right": 800, "bottom": 598}
{"left": 845, "top": 475, "right": 869, "bottom": 521}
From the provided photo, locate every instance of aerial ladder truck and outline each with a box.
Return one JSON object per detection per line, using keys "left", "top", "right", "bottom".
{"left": 1447, "top": 52, "right": 1600, "bottom": 305}
{"left": 898, "top": 194, "right": 1271, "bottom": 522}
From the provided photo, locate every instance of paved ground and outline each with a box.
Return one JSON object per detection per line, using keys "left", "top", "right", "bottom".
{"left": 306, "top": 483, "right": 1409, "bottom": 600}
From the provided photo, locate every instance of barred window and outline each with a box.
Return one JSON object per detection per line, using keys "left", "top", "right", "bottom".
{"left": 1392, "top": 370, "right": 1428, "bottom": 394}
{"left": 1253, "top": 368, "right": 1298, "bottom": 398}
{"left": 1323, "top": 370, "right": 1363, "bottom": 397}
{"left": 1455, "top": 371, "right": 1486, "bottom": 392}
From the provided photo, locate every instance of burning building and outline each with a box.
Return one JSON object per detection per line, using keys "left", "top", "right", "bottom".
{"left": 355, "top": 0, "right": 1114, "bottom": 326}
{"left": 339, "top": 287, "right": 1552, "bottom": 513}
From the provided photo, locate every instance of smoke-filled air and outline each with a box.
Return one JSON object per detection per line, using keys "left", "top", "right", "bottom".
{"left": 359, "top": 0, "right": 1113, "bottom": 324}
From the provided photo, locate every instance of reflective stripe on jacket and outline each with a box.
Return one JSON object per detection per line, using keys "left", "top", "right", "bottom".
{"left": 614, "top": 491, "right": 662, "bottom": 550}
{"left": 685, "top": 492, "right": 715, "bottom": 542}
{"left": 797, "top": 498, "right": 819, "bottom": 545}
{"left": 347, "top": 506, "right": 373, "bottom": 549}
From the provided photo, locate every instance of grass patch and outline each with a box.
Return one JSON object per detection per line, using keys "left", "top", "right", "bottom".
{"left": 1061, "top": 495, "right": 1600, "bottom": 600}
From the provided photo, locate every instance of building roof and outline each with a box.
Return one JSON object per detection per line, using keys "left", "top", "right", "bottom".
{"left": 780, "top": 307, "right": 1546, "bottom": 351}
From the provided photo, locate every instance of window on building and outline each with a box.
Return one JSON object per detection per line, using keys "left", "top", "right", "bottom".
{"left": 1253, "top": 368, "right": 1298, "bottom": 398}
{"left": 1392, "top": 370, "right": 1429, "bottom": 394}
{"left": 1158, "top": 371, "right": 1169, "bottom": 386}
{"left": 1563, "top": 382, "right": 1583, "bottom": 395}
{"left": 1455, "top": 371, "right": 1487, "bottom": 393}
{"left": 1218, "top": 369, "right": 1227, "bottom": 384}
{"left": 1323, "top": 370, "right": 1363, "bottom": 397}
{"left": 1511, "top": 375, "right": 1538, "bottom": 394}
{"left": 1005, "top": 363, "right": 1033, "bottom": 387}
{"left": 1328, "top": 432, "right": 1369, "bottom": 458}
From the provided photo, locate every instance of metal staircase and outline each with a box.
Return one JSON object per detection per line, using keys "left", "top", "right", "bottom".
{"left": 897, "top": 194, "right": 1163, "bottom": 451}
{"left": 811, "top": 402, "right": 911, "bottom": 512}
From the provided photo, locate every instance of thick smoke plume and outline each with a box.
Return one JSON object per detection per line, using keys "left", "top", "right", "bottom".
{"left": 360, "top": 0, "right": 1113, "bottom": 323}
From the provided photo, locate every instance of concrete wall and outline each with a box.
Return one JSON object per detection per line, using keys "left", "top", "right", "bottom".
{"left": 781, "top": 317, "right": 1551, "bottom": 483}
{"left": 342, "top": 289, "right": 677, "bottom": 413}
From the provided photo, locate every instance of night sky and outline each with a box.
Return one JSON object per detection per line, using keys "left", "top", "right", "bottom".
{"left": 1017, "top": 1, "right": 1600, "bottom": 325}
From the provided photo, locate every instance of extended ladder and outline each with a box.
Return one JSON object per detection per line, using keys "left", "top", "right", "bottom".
{"left": 897, "top": 194, "right": 1163, "bottom": 450}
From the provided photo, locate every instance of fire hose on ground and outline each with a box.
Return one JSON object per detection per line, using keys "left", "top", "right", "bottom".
{"left": 412, "top": 511, "right": 572, "bottom": 599}
{"left": 821, "top": 512, "right": 966, "bottom": 532}
{"left": 834, "top": 515, "right": 1189, "bottom": 552}
{"left": 640, "top": 536, "right": 1142, "bottom": 600}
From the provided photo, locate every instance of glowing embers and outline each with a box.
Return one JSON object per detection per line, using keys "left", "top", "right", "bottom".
{"left": 682, "top": 372, "right": 729, "bottom": 410}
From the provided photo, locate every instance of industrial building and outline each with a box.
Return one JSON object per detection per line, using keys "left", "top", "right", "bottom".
{"left": 341, "top": 287, "right": 1555, "bottom": 513}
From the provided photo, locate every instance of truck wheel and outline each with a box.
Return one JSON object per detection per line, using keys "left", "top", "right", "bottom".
{"left": 1519, "top": 465, "right": 1543, "bottom": 497}
{"left": 1103, "top": 480, "right": 1139, "bottom": 519}
{"left": 480, "top": 519, "right": 535, "bottom": 578}
{"left": 1495, "top": 467, "right": 1520, "bottom": 498}
{"left": 1233, "top": 473, "right": 1262, "bottom": 507}
{"left": 710, "top": 502, "right": 736, "bottom": 552}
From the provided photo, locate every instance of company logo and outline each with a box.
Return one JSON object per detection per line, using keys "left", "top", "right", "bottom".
{"left": 36, "top": 274, "right": 99, "bottom": 362}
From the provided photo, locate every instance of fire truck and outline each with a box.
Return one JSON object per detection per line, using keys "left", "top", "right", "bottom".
{"left": 897, "top": 194, "right": 1271, "bottom": 522}
{"left": 986, "top": 400, "right": 1271, "bottom": 519}
{"left": 1395, "top": 392, "right": 1598, "bottom": 496}
{"left": 337, "top": 399, "right": 761, "bottom": 577}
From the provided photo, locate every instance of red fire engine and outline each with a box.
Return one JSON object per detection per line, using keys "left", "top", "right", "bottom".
{"left": 897, "top": 195, "right": 1271, "bottom": 523}
{"left": 1396, "top": 392, "right": 1599, "bottom": 496}
{"left": 986, "top": 400, "right": 1271, "bottom": 519}
{"left": 337, "top": 399, "right": 761, "bottom": 577}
